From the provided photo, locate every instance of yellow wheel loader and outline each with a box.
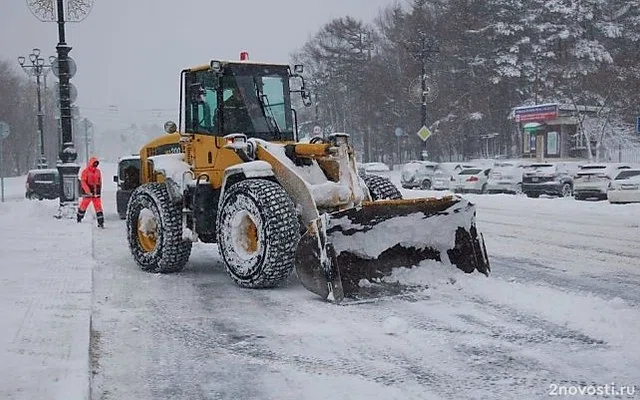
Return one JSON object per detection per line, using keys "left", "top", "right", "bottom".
{"left": 125, "top": 57, "right": 490, "bottom": 303}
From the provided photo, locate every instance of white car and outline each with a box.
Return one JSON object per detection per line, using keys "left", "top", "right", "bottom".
{"left": 361, "top": 162, "right": 390, "bottom": 173}
{"left": 452, "top": 167, "right": 491, "bottom": 194}
{"left": 607, "top": 169, "right": 640, "bottom": 204}
{"left": 486, "top": 161, "right": 525, "bottom": 194}
{"left": 432, "top": 163, "right": 463, "bottom": 190}
{"left": 401, "top": 160, "right": 439, "bottom": 189}
{"left": 573, "top": 163, "right": 635, "bottom": 200}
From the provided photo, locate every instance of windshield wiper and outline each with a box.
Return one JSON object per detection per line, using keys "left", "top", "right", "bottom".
{"left": 252, "top": 76, "right": 282, "bottom": 138}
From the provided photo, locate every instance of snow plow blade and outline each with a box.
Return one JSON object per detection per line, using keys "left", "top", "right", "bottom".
{"left": 294, "top": 196, "right": 490, "bottom": 303}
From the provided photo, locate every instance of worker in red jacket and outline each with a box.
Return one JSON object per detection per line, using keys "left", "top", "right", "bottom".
{"left": 77, "top": 156, "right": 104, "bottom": 228}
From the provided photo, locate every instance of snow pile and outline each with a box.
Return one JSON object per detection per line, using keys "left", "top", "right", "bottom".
{"left": 148, "top": 153, "right": 193, "bottom": 185}
{"left": 138, "top": 208, "right": 157, "bottom": 235}
{"left": 383, "top": 260, "right": 463, "bottom": 288}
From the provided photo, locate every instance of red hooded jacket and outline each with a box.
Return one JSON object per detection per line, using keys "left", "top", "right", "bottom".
{"left": 81, "top": 156, "right": 102, "bottom": 196}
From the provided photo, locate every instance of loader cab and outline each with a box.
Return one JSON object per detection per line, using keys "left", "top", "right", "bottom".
{"left": 181, "top": 61, "right": 310, "bottom": 142}
{"left": 114, "top": 155, "right": 141, "bottom": 219}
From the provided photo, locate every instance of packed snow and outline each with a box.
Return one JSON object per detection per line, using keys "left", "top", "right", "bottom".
{"left": 1, "top": 165, "right": 639, "bottom": 400}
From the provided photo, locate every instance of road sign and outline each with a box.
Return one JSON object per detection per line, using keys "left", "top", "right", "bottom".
{"left": 51, "top": 57, "right": 77, "bottom": 79}
{"left": 0, "top": 121, "right": 9, "bottom": 139}
{"left": 416, "top": 125, "right": 432, "bottom": 141}
{"left": 636, "top": 116, "right": 640, "bottom": 134}
{"left": 53, "top": 82, "right": 78, "bottom": 103}
{"left": 313, "top": 125, "right": 322, "bottom": 135}
{"left": 395, "top": 127, "right": 404, "bottom": 137}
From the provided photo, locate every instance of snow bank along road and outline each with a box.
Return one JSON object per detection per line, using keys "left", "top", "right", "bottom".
{"left": 2, "top": 167, "right": 639, "bottom": 399}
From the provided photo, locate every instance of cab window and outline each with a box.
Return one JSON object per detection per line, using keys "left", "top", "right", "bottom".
{"left": 185, "top": 70, "right": 219, "bottom": 134}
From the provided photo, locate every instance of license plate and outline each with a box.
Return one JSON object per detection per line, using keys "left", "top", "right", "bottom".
{"left": 531, "top": 177, "right": 539, "bottom": 182}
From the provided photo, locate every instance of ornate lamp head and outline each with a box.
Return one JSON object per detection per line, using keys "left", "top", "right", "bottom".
{"left": 27, "top": 0, "right": 94, "bottom": 22}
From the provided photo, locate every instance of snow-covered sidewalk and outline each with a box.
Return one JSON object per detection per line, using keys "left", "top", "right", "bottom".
{"left": 0, "top": 198, "right": 93, "bottom": 400}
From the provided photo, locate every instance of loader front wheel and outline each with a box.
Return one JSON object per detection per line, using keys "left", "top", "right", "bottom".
{"left": 216, "top": 179, "right": 300, "bottom": 288}
{"left": 363, "top": 174, "right": 403, "bottom": 200}
{"left": 126, "top": 183, "right": 192, "bottom": 273}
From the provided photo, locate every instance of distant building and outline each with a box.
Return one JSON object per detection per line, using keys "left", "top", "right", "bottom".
{"left": 509, "top": 103, "right": 600, "bottom": 160}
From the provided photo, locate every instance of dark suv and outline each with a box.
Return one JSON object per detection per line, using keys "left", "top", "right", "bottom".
{"left": 522, "top": 163, "right": 573, "bottom": 198}
{"left": 25, "top": 168, "right": 60, "bottom": 200}
{"left": 114, "top": 155, "right": 141, "bottom": 219}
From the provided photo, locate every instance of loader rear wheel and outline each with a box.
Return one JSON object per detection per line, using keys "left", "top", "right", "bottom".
{"left": 216, "top": 179, "right": 300, "bottom": 288}
{"left": 363, "top": 175, "right": 402, "bottom": 200}
{"left": 126, "top": 183, "right": 192, "bottom": 273}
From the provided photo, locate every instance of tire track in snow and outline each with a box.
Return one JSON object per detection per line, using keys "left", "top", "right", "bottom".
{"left": 477, "top": 217, "right": 639, "bottom": 249}
{"left": 144, "top": 298, "right": 456, "bottom": 393}
{"left": 491, "top": 256, "right": 640, "bottom": 306}
{"left": 486, "top": 230, "right": 640, "bottom": 262}
{"left": 349, "top": 294, "right": 605, "bottom": 399}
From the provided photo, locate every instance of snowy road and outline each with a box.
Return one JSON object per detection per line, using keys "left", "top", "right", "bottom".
{"left": 87, "top": 172, "right": 640, "bottom": 400}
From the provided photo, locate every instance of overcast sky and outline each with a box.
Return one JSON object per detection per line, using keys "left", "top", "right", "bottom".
{"left": 1, "top": 0, "right": 401, "bottom": 130}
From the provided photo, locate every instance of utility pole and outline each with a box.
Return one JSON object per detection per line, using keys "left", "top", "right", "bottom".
{"left": 417, "top": 34, "right": 439, "bottom": 159}
{"left": 359, "top": 30, "right": 374, "bottom": 163}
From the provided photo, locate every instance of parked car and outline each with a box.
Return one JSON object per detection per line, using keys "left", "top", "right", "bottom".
{"left": 486, "top": 161, "right": 525, "bottom": 194}
{"left": 400, "top": 160, "right": 438, "bottom": 189}
{"left": 607, "top": 168, "right": 640, "bottom": 204}
{"left": 25, "top": 168, "right": 60, "bottom": 200}
{"left": 432, "top": 163, "right": 463, "bottom": 190}
{"left": 113, "top": 155, "right": 141, "bottom": 219}
{"left": 361, "top": 162, "right": 390, "bottom": 173}
{"left": 452, "top": 167, "right": 491, "bottom": 194}
{"left": 573, "top": 163, "right": 634, "bottom": 200}
{"left": 522, "top": 163, "right": 573, "bottom": 198}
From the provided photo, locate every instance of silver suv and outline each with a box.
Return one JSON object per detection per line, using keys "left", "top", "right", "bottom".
{"left": 401, "top": 160, "right": 438, "bottom": 189}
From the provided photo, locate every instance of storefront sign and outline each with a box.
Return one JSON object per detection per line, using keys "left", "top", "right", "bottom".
{"left": 514, "top": 104, "right": 559, "bottom": 122}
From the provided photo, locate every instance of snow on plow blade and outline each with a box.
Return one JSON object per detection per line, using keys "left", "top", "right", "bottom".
{"left": 294, "top": 195, "right": 490, "bottom": 303}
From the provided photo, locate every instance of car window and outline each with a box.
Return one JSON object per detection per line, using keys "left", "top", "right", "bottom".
{"left": 34, "top": 173, "right": 56, "bottom": 181}
{"left": 614, "top": 170, "right": 640, "bottom": 180}
{"left": 459, "top": 169, "right": 481, "bottom": 175}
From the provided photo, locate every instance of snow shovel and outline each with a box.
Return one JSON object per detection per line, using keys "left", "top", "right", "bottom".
{"left": 294, "top": 195, "right": 490, "bottom": 303}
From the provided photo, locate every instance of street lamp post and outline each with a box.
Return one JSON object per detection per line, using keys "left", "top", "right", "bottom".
{"left": 17, "top": 48, "right": 54, "bottom": 169}
{"left": 26, "top": 0, "right": 94, "bottom": 218}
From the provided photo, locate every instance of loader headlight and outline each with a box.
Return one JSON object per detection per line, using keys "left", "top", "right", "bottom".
{"left": 223, "top": 134, "right": 254, "bottom": 162}
{"left": 328, "top": 133, "right": 350, "bottom": 146}
{"left": 224, "top": 133, "right": 247, "bottom": 144}
{"left": 210, "top": 60, "right": 222, "bottom": 72}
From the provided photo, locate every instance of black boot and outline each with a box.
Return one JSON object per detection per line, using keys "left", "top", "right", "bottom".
{"left": 77, "top": 208, "right": 86, "bottom": 223}
{"left": 97, "top": 211, "right": 104, "bottom": 228}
